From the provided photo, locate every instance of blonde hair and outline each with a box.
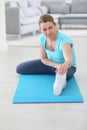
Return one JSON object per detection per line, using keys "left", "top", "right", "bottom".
{"left": 39, "top": 14, "right": 56, "bottom": 26}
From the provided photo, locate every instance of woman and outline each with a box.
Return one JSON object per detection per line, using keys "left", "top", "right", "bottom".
{"left": 16, "top": 14, "right": 76, "bottom": 96}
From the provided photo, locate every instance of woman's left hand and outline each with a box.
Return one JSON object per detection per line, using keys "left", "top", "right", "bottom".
{"left": 55, "top": 63, "right": 68, "bottom": 74}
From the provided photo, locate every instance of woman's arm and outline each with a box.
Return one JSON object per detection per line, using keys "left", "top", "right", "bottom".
{"left": 40, "top": 45, "right": 58, "bottom": 68}
{"left": 62, "top": 43, "right": 72, "bottom": 68}
{"left": 40, "top": 43, "right": 72, "bottom": 74}
{"left": 56, "top": 43, "right": 72, "bottom": 74}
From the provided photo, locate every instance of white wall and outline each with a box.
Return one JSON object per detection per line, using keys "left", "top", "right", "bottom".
{"left": 0, "top": 0, "right": 8, "bottom": 51}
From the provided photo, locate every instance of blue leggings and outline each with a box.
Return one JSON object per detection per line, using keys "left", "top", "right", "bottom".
{"left": 16, "top": 59, "right": 76, "bottom": 79}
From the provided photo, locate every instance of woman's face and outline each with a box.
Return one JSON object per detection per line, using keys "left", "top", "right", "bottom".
{"left": 40, "top": 22, "right": 56, "bottom": 39}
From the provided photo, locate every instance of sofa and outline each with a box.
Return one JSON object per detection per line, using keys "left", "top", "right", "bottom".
{"left": 42, "top": 0, "right": 87, "bottom": 29}
{"left": 5, "top": 0, "right": 87, "bottom": 37}
{"left": 5, "top": 0, "right": 48, "bottom": 37}
{"left": 57, "top": 0, "right": 87, "bottom": 28}
{"left": 5, "top": 0, "right": 70, "bottom": 37}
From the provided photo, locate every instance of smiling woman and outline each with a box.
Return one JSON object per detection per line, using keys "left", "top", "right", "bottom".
{"left": 39, "top": 14, "right": 58, "bottom": 51}
{"left": 16, "top": 14, "right": 76, "bottom": 96}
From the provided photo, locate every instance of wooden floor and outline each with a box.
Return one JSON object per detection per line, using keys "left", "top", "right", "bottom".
{"left": 0, "top": 34, "right": 87, "bottom": 130}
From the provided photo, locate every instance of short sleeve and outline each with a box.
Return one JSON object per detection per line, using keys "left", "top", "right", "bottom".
{"left": 59, "top": 34, "right": 73, "bottom": 50}
{"left": 39, "top": 34, "right": 46, "bottom": 48}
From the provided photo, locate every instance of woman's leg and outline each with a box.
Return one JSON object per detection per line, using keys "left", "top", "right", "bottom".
{"left": 53, "top": 73, "right": 66, "bottom": 96}
{"left": 53, "top": 66, "right": 76, "bottom": 96}
{"left": 67, "top": 66, "right": 76, "bottom": 79}
{"left": 16, "top": 59, "right": 56, "bottom": 74}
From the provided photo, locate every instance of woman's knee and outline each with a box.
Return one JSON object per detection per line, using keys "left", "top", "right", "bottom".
{"left": 16, "top": 61, "right": 31, "bottom": 74}
{"left": 16, "top": 59, "right": 42, "bottom": 74}
{"left": 16, "top": 63, "right": 24, "bottom": 74}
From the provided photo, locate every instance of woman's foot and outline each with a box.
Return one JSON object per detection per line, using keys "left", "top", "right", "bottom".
{"left": 53, "top": 73, "right": 66, "bottom": 96}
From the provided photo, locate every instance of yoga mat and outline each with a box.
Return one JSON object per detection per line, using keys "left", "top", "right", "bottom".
{"left": 13, "top": 74, "right": 83, "bottom": 103}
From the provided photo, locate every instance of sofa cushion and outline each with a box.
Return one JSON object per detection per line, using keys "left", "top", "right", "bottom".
{"left": 71, "top": 1, "right": 87, "bottom": 13}
{"left": 20, "top": 5, "right": 48, "bottom": 18}
{"left": 49, "top": 4, "right": 69, "bottom": 14}
{"left": 20, "top": 16, "right": 40, "bottom": 25}
{"left": 38, "top": 6, "right": 48, "bottom": 14}
{"left": 42, "top": 0, "right": 66, "bottom": 6}
{"left": 28, "top": 0, "right": 41, "bottom": 7}
{"left": 24, "top": 6, "right": 42, "bottom": 17}
{"left": 17, "top": 0, "right": 29, "bottom": 8}
{"left": 22, "top": 7, "right": 42, "bottom": 17}
{"left": 41, "top": 0, "right": 66, "bottom": 13}
{"left": 10, "top": 1, "right": 17, "bottom": 7}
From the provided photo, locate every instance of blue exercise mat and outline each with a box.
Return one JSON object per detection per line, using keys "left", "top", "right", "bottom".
{"left": 13, "top": 74, "right": 83, "bottom": 103}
